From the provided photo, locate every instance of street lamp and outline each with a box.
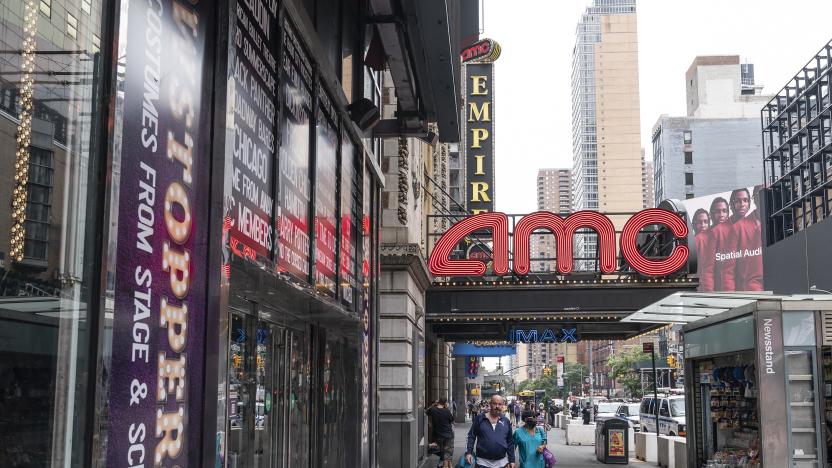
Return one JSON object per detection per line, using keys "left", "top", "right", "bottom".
{"left": 810, "top": 285, "right": 832, "bottom": 294}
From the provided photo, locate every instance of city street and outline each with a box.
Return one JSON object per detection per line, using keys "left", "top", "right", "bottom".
{"left": 422, "top": 421, "right": 646, "bottom": 468}
{"left": 2, "top": 0, "right": 832, "bottom": 466}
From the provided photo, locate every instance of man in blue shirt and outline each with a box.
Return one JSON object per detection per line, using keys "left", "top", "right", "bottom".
{"left": 465, "top": 394, "right": 516, "bottom": 468}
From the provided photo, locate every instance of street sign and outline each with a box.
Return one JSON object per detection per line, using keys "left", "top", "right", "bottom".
{"left": 643, "top": 342, "right": 654, "bottom": 353}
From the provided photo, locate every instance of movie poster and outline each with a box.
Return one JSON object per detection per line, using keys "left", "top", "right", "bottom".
{"left": 679, "top": 185, "right": 764, "bottom": 292}
{"left": 608, "top": 429, "right": 625, "bottom": 456}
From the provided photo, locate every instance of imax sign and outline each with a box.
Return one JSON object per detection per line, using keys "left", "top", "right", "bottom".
{"left": 509, "top": 327, "right": 578, "bottom": 344}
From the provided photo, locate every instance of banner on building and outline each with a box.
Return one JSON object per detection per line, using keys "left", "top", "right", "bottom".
{"left": 108, "top": 0, "right": 212, "bottom": 465}
{"left": 556, "top": 356, "right": 564, "bottom": 388}
{"left": 676, "top": 185, "right": 764, "bottom": 292}
{"left": 464, "top": 62, "right": 495, "bottom": 214}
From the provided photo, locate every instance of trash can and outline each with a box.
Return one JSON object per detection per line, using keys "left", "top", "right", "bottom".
{"left": 595, "top": 418, "right": 629, "bottom": 464}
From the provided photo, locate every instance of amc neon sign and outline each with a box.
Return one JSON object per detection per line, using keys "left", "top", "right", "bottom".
{"left": 428, "top": 209, "right": 689, "bottom": 277}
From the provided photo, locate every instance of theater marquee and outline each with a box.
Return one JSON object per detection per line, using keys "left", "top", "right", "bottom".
{"left": 428, "top": 209, "right": 690, "bottom": 277}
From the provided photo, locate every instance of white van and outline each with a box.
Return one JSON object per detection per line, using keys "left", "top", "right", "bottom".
{"left": 639, "top": 395, "right": 686, "bottom": 436}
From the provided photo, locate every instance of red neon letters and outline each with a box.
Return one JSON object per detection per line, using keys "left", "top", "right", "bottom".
{"left": 620, "top": 208, "right": 690, "bottom": 276}
{"left": 428, "top": 212, "right": 509, "bottom": 276}
{"left": 514, "top": 211, "right": 616, "bottom": 274}
{"left": 429, "top": 209, "right": 689, "bottom": 277}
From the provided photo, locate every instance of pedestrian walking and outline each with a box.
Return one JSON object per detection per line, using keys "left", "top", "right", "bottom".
{"left": 465, "top": 395, "right": 516, "bottom": 468}
{"left": 536, "top": 403, "right": 550, "bottom": 431}
{"left": 512, "top": 410, "right": 547, "bottom": 468}
{"left": 426, "top": 398, "right": 455, "bottom": 468}
{"left": 581, "top": 402, "right": 592, "bottom": 425}
{"left": 513, "top": 400, "right": 522, "bottom": 425}
{"left": 570, "top": 401, "right": 580, "bottom": 418}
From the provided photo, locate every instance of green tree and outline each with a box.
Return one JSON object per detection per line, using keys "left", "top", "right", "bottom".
{"left": 608, "top": 346, "right": 649, "bottom": 398}
{"left": 561, "top": 362, "right": 587, "bottom": 397}
{"left": 514, "top": 363, "right": 587, "bottom": 401}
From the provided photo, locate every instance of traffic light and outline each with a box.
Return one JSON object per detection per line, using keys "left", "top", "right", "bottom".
{"left": 666, "top": 355, "right": 676, "bottom": 368}
{"left": 543, "top": 366, "right": 552, "bottom": 377}
{"left": 466, "top": 356, "right": 479, "bottom": 378}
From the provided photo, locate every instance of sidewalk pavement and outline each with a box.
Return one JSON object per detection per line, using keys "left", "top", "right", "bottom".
{"left": 420, "top": 420, "right": 647, "bottom": 468}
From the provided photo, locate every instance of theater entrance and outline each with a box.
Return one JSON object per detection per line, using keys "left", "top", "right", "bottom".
{"left": 225, "top": 309, "right": 313, "bottom": 468}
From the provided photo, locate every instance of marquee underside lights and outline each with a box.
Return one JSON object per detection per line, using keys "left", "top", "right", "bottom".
{"left": 428, "top": 209, "right": 690, "bottom": 278}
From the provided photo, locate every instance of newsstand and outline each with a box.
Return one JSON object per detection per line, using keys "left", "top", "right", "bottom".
{"left": 596, "top": 418, "right": 630, "bottom": 464}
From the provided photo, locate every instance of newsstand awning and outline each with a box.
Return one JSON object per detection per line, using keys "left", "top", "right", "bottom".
{"left": 622, "top": 291, "right": 776, "bottom": 325}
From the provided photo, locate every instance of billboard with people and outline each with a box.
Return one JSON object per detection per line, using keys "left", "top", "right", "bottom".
{"left": 677, "top": 185, "right": 764, "bottom": 292}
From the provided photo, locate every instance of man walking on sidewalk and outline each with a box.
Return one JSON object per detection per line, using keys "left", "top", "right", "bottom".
{"left": 465, "top": 395, "right": 515, "bottom": 468}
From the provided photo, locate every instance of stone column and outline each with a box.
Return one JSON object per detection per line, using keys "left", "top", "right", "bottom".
{"left": 452, "top": 352, "right": 468, "bottom": 421}
{"left": 377, "top": 248, "right": 430, "bottom": 468}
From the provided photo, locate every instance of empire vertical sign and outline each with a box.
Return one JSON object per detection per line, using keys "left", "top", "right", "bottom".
{"left": 463, "top": 40, "right": 500, "bottom": 214}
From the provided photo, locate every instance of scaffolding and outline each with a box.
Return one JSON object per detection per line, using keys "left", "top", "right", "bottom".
{"left": 762, "top": 38, "right": 832, "bottom": 244}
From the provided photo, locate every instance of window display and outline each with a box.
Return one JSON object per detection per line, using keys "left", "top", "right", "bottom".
{"left": 696, "top": 353, "right": 761, "bottom": 467}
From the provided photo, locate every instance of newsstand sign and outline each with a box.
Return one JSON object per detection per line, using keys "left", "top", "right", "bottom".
{"left": 428, "top": 209, "right": 690, "bottom": 277}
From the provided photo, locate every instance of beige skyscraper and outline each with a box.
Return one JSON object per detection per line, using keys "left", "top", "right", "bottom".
{"left": 531, "top": 168, "right": 572, "bottom": 272}
{"left": 572, "top": 0, "right": 644, "bottom": 266}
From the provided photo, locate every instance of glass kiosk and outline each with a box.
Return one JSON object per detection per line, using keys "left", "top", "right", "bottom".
{"left": 682, "top": 298, "right": 832, "bottom": 468}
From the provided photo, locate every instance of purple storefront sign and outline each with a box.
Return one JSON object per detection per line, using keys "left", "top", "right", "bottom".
{"left": 108, "top": 0, "right": 212, "bottom": 466}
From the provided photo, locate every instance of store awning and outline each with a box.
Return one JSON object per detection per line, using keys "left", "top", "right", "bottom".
{"left": 622, "top": 291, "right": 776, "bottom": 325}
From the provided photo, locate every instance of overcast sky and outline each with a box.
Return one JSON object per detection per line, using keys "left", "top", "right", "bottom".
{"left": 481, "top": 0, "right": 832, "bottom": 216}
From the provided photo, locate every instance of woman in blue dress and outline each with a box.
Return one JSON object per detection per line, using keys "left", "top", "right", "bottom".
{"left": 513, "top": 410, "right": 547, "bottom": 468}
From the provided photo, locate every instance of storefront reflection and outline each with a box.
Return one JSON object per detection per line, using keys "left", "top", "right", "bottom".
{"left": 0, "top": 0, "right": 105, "bottom": 465}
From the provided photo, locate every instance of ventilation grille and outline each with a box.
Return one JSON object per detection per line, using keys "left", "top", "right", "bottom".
{"left": 822, "top": 311, "right": 832, "bottom": 346}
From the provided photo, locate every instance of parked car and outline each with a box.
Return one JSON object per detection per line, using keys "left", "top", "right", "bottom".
{"left": 639, "top": 395, "right": 686, "bottom": 436}
{"left": 593, "top": 402, "right": 620, "bottom": 422}
{"left": 614, "top": 403, "right": 641, "bottom": 431}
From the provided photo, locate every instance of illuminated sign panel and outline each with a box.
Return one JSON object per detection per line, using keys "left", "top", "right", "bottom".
{"left": 428, "top": 209, "right": 690, "bottom": 277}
{"left": 108, "top": 0, "right": 213, "bottom": 464}
{"left": 465, "top": 63, "right": 495, "bottom": 214}
{"left": 461, "top": 38, "right": 502, "bottom": 63}
{"left": 509, "top": 327, "right": 579, "bottom": 343}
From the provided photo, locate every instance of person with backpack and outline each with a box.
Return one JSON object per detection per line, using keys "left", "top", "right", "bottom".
{"left": 512, "top": 411, "right": 548, "bottom": 468}
{"left": 426, "top": 398, "right": 456, "bottom": 468}
{"left": 465, "top": 395, "right": 515, "bottom": 468}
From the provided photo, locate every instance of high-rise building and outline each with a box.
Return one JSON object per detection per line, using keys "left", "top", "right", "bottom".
{"left": 652, "top": 56, "right": 771, "bottom": 204}
{"left": 532, "top": 168, "right": 572, "bottom": 272}
{"left": 642, "top": 153, "right": 654, "bottom": 208}
{"left": 571, "top": 0, "right": 644, "bottom": 268}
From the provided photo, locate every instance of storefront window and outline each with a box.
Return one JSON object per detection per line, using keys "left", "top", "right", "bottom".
{"left": 695, "top": 352, "right": 760, "bottom": 466}
{"left": 339, "top": 135, "right": 358, "bottom": 307}
{"left": 0, "top": 0, "right": 107, "bottom": 465}
{"left": 277, "top": 22, "right": 313, "bottom": 284}
{"left": 314, "top": 102, "right": 338, "bottom": 297}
